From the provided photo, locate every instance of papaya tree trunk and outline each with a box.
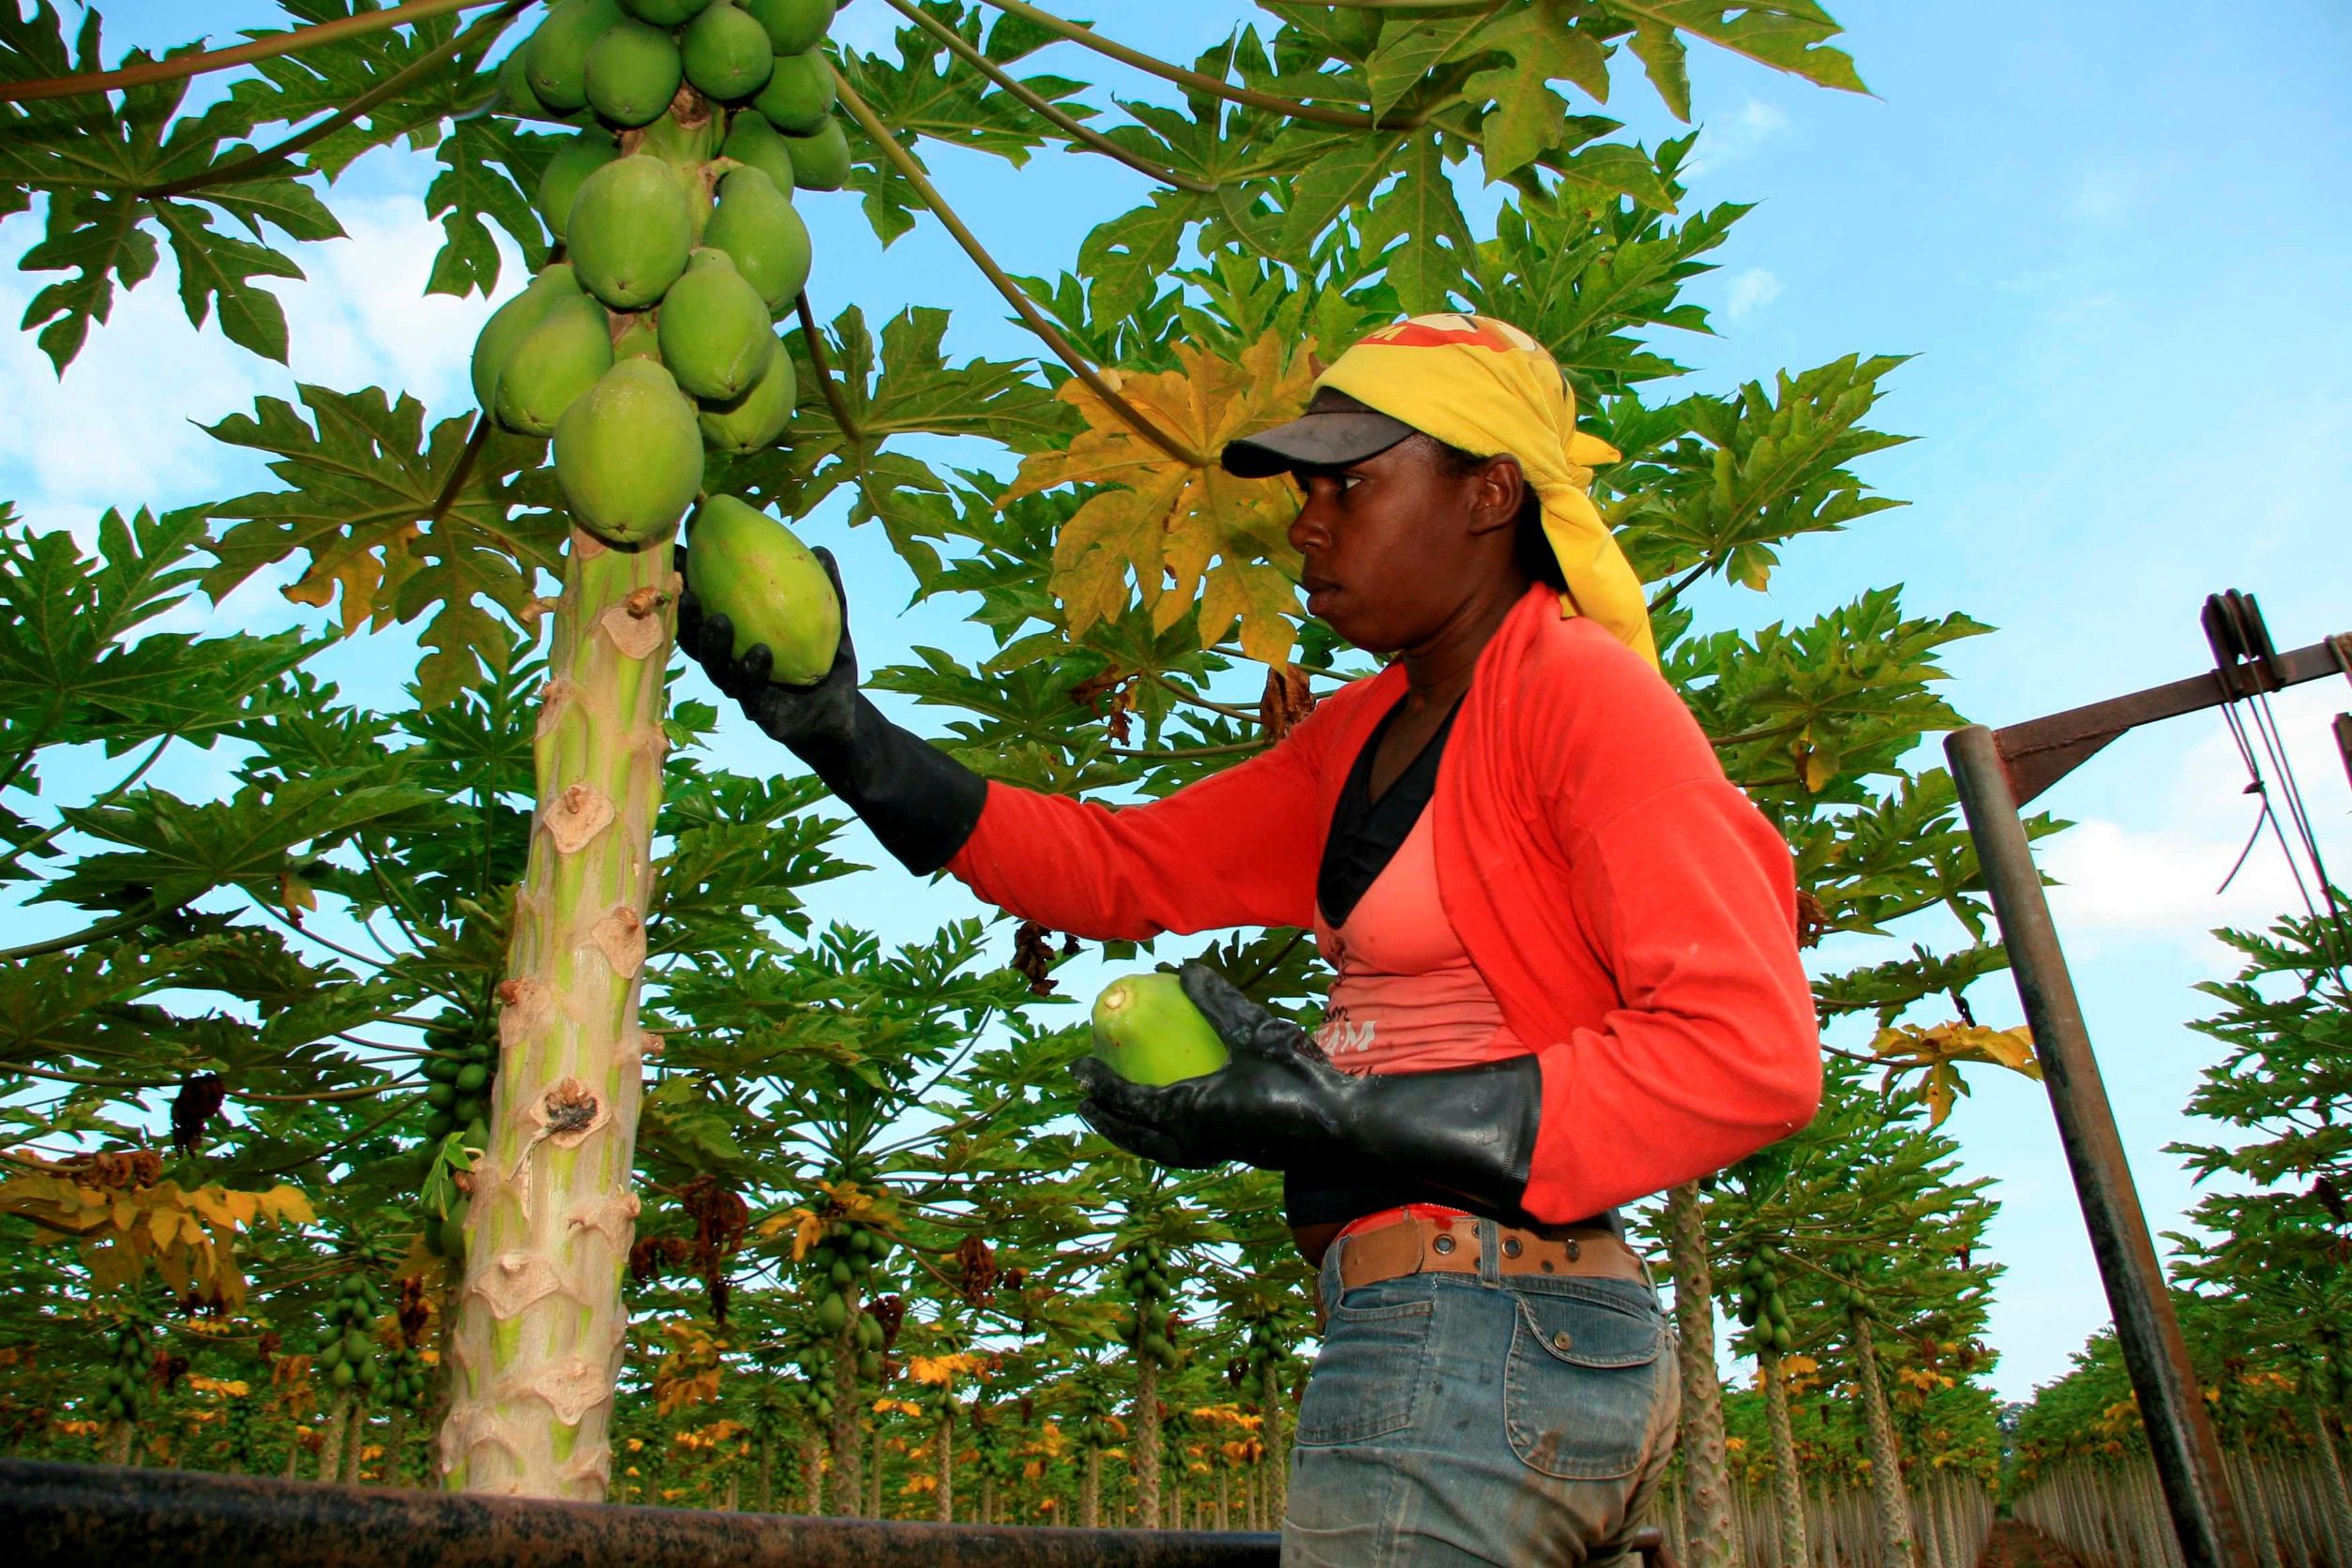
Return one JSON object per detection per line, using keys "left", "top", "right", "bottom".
{"left": 1134, "top": 1354, "right": 1162, "bottom": 1527}
{"left": 318, "top": 1394, "right": 353, "bottom": 1484}
{"left": 440, "top": 530, "right": 671, "bottom": 1499}
{"left": 828, "top": 1303, "right": 864, "bottom": 1514}
{"left": 1664, "top": 1183, "right": 1737, "bottom": 1566}
{"left": 1851, "top": 1313, "right": 1920, "bottom": 1568}
{"left": 1760, "top": 1347, "right": 1810, "bottom": 1565}
{"left": 797, "top": 1429, "right": 823, "bottom": 1514}
{"left": 934, "top": 1410, "right": 955, "bottom": 1522}
{"left": 1080, "top": 1446, "right": 1102, "bottom": 1527}
{"left": 341, "top": 1400, "right": 367, "bottom": 1484}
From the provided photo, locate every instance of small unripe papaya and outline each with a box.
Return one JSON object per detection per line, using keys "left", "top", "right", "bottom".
{"left": 658, "top": 249, "right": 773, "bottom": 399}
{"left": 470, "top": 263, "right": 581, "bottom": 414}
{"left": 493, "top": 293, "right": 613, "bottom": 436}
{"left": 524, "top": 0, "right": 626, "bottom": 113}
{"left": 553, "top": 359, "right": 704, "bottom": 545}
{"left": 702, "top": 166, "right": 810, "bottom": 313}
{"left": 1090, "top": 974, "right": 1229, "bottom": 1086}
{"left": 565, "top": 155, "right": 694, "bottom": 308}
{"left": 583, "top": 21, "right": 683, "bottom": 128}
{"left": 684, "top": 495, "right": 840, "bottom": 683}
{"left": 682, "top": 2, "right": 775, "bottom": 101}
{"left": 782, "top": 115, "right": 851, "bottom": 190}
{"left": 694, "top": 332, "right": 796, "bottom": 453}
{"left": 752, "top": 48, "right": 835, "bottom": 135}
{"left": 719, "top": 112, "right": 796, "bottom": 199}
{"left": 536, "top": 130, "right": 620, "bottom": 243}
{"left": 743, "top": 0, "right": 832, "bottom": 53}
{"left": 619, "top": 0, "right": 716, "bottom": 22}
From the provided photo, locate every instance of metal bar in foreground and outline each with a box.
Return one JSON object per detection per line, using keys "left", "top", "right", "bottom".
{"left": 0, "top": 1458, "right": 1282, "bottom": 1568}
{"left": 1946, "top": 724, "right": 2253, "bottom": 1568}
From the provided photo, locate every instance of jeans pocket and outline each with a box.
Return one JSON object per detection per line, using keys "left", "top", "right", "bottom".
{"left": 1294, "top": 1290, "right": 1435, "bottom": 1446}
{"left": 1503, "top": 1288, "right": 1666, "bottom": 1480}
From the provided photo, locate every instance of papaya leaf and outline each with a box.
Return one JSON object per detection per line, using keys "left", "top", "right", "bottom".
{"left": 41, "top": 775, "right": 446, "bottom": 913}
{"left": 198, "top": 384, "right": 565, "bottom": 707}
{"left": 1357, "top": 132, "right": 1474, "bottom": 313}
{"left": 0, "top": 505, "right": 315, "bottom": 752}
{"left": 423, "top": 115, "right": 555, "bottom": 300}
{"left": 1003, "top": 331, "right": 1315, "bottom": 665}
{"left": 1596, "top": 1, "right": 1867, "bottom": 96}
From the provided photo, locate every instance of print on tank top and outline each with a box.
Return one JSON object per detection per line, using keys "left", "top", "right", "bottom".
{"left": 1313, "top": 807, "right": 1523, "bottom": 1074}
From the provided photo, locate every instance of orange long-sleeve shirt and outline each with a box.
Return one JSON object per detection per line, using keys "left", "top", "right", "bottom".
{"left": 945, "top": 583, "right": 1822, "bottom": 1223}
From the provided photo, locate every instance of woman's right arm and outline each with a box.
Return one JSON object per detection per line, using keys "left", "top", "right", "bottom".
{"left": 944, "top": 719, "right": 1335, "bottom": 942}
{"left": 681, "top": 548, "right": 1345, "bottom": 942}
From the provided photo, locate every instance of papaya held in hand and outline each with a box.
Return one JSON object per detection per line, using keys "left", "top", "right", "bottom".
{"left": 1089, "top": 973, "right": 1229, "bottom": 1086}
{"left": 684, "top": 497, "right": 840, "bottom": 685}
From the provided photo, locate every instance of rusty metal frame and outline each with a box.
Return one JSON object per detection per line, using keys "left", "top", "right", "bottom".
{"left": 0, "top": 1458, "right": 1281, "bottom": 1567}
{"left": 1944, "top": 596, "right": 2350, "bottom": 1568}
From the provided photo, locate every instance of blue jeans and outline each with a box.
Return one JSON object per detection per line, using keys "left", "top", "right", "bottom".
{"left": 1283, "top": 1220, "right": 1680, "bottom": 1565}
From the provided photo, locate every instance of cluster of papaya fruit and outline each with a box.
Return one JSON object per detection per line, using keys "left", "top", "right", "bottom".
{"left": 91, "top": 1304, "right": 155, "bottom": 1424}
{"left": 1731, "top": 1245, "right": 1799, "bottom": 1356}
{"left": 314, "top": 1273, "right": 389, "bottom": 1396}
{"left": 806, "top": 1220, "right": 894, "bottom": 1377}
{"left": 1826, "top": 1248, "right": 1876, "bottom": 1321}
{"left": 420, "top": 1018, "right": 498, "bottom": 1146}
{"left": 782, "top": 1336, "right": 837, "bottom": 1424}
{"left": 1114, "top": 1239, "right": 1183, "bottom": 1370}
{"left": 1228, "top": 1317, "right": 1289, "bottom": 1409}
{"left": 472, "top": 0, "right": 850, "bottom": 683}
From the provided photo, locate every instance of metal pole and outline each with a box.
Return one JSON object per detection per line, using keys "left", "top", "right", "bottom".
{"left": 1945, "top": 724, "right": 2254, "bottom": 1568}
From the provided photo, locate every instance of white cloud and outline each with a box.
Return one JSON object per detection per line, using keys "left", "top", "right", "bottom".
{"left": 1684, "top": 98, "right": 1792, "bottom": 180}
{"left": 2039, "top": 683, "right": 2352, "bottom": 968}
{"left": 1723, "top": 266, "right": 1782, "bottom": 319}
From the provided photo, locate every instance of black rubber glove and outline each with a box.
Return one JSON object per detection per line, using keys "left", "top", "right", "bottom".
{"left": 676, "top": 545, "right": 987, "bottom": 875}
{"left": 1069, "top": 963, "right": 1542, "bottom": 1216}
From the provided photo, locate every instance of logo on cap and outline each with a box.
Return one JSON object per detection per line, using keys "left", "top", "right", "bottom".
{"left": 1358, "top": 313, "right": 1540, "bottom": 354}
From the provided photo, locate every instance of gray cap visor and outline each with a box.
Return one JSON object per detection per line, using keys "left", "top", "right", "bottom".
{"left": 1219, "top": 407, "right": 1419, "bottom": 478}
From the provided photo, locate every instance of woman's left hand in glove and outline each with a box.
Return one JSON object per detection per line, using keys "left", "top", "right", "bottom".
{"left": 1068, "top": 962, "right": 1545, "bottom": 1216}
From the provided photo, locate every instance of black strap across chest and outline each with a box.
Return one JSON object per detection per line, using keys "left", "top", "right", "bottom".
{"left": 1316, "top": 697, "right": 1460, "bottom": 928}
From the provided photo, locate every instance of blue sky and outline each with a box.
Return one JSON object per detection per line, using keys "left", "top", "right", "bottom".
{"left": 3, "top": 2, "right": 2347, "bottom": 1403}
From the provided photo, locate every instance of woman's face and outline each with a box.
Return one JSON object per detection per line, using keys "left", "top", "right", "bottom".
{"left": 1286, "top": 437, "right": 1516, "bottom": 655}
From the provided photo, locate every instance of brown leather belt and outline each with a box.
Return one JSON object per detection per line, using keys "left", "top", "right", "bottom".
{"left": 1336, "top": 1212, "right": 1648, "bottom": 1292}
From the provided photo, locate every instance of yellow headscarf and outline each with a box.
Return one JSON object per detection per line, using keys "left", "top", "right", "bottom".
{"left": 1315, "top": 313, "right": 1657, "bottom": 669}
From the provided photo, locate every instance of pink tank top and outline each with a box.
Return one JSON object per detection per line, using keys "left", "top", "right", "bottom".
{"left": 1312, "top": 808, "right": 1525, "bottom": 1074}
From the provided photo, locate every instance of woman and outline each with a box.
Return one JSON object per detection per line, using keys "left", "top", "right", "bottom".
{"left": 682, "top": 313, "right": 1821, "bottom": 1563}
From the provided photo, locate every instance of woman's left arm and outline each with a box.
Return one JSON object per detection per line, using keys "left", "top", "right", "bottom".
{"left": 1516, "top": 775, "right": 1822, "bottom": 1224}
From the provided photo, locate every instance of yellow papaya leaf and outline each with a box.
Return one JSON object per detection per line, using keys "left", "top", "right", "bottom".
{"left": 1003, "top": 333, "right": 1316, "bottom": 665}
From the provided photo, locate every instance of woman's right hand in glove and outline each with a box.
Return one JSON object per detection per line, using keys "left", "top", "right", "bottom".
{"left": 675, "top": 544, "right": 858, "bottom": 760}
{"left": 671, "top": 542, "right": 988, "bottom": 875}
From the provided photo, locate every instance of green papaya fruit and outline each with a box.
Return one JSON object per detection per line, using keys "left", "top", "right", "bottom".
{"left": 1090, "top": 973, "right": 1229, "bottom": 1086}
{"left": 720, "top": 112, "right": 796, "bottom": 195}
{"left": 752, "top": 48, "right": 835, "bottom": 134}
{"left": 1142, "top": 1332, "right": 1173, "bottom": 1364}
{"left": 565, "top": 155, "right": 694, "bottom": 308}
{"left": 657, "top": 249, "right": 772, "bottom": 399}
{"left": 453, "top": 1096, "right": 483, "bottom": 1126}
{"left": 426, "top": 1082, "right": 457, "bottom": 1110}
{"left": 423, "top": 1055, "right": 458, "bottom": 1083}
{"left": 537, "top": 131, "right": 620, "bottom": 243}
{"left": 344, "top": 1329, "right": 371, "bottom": 1360}
{"left": 701, "top": 166, "right": 811, "bottom": 312}
{"left": 332, "top": 1361, "right": 355, "bottom": 1389}
{"left": 493, "top": 294, "right": 614, "bottom": 436}
{"left": 857, "top": 1349, "right": 882, "bottom": 1380}
{"left": 584, "top": 21, "right": 682, "bottom": 128}
{"left": 693, "top": 332, "right": 795, "bottom": 453}
{"left": 525, "top": 0, "right": 626, "bottom": 112}
{"left": 683, "top": 496, "right": 841, "bottom": 683}
{"left": 782, "top": 115, "right": 851, "bottom": 190}
{"left": 470, "top": 263, "right": 582, "bottom": 414}
{"left": 455, "top": 1063, "right": 490, "bottom": 1093}
{"left": 817, "top": 1292, "right": 847, "bottom": 1333}
{"left": 424, "top": 1108, "right": 456, "bottom": 1140}
{"left": 619, "top": 0, "right": 716, "bottom": 22}
{"left": 829, "top": 1259, "right": 853, "bottom": 1289}
{"left": 611, "top": 309, "right": 660, "bottom": 360}
{"left": 554, "top": 358, "right": 704, "bottom": 544}
{"left": 847, "top": 1228, "right": 872, "bottom": 1256}
{"left": 682, "top": 3, "right": 774, "bottom": 100}
{"left": 743, "top": 0, "right": 833, "bottom": 54}
{"left": 497, "top": 47, "right": 555, "bottom": 119}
